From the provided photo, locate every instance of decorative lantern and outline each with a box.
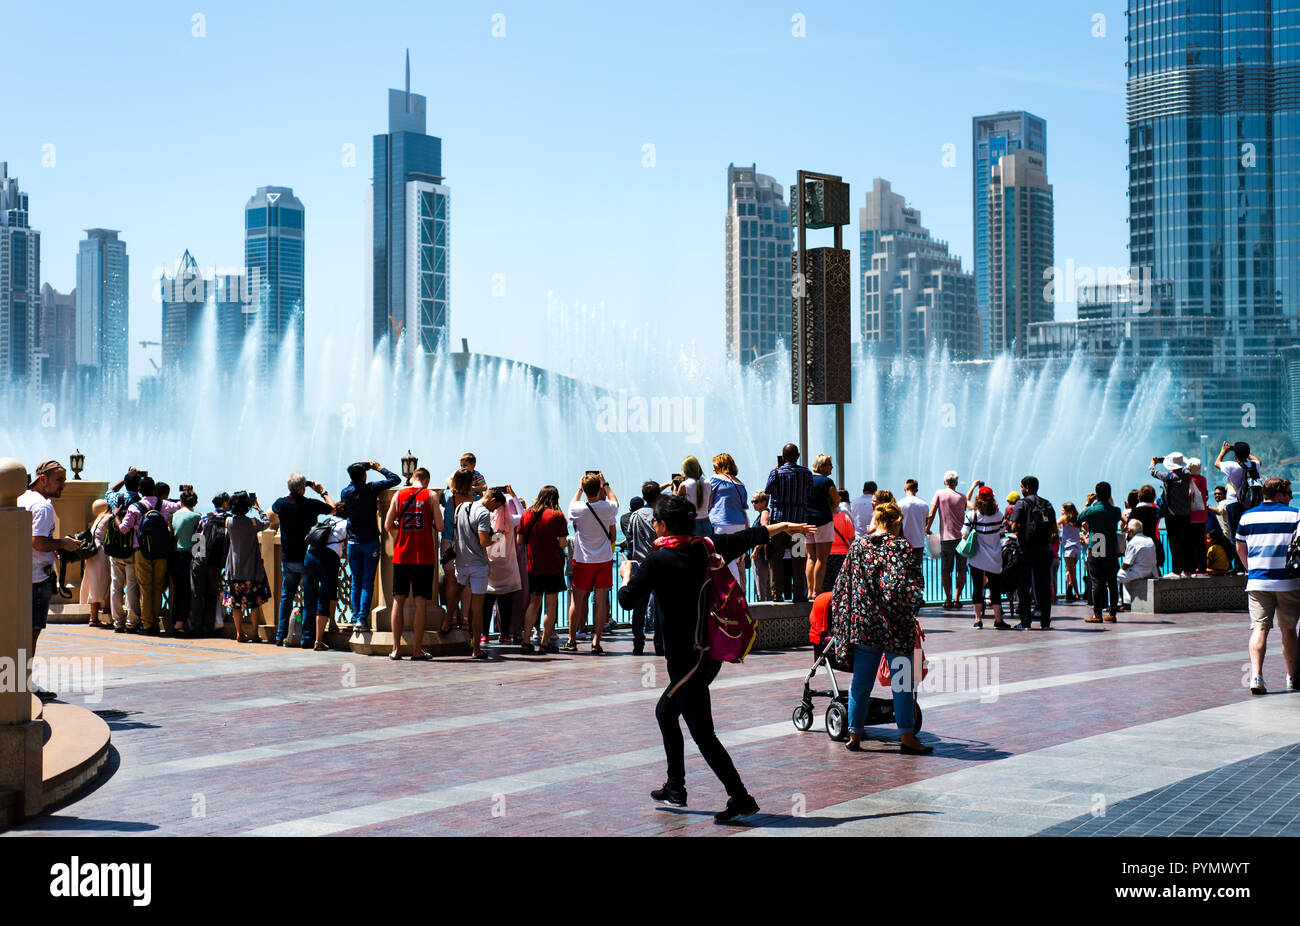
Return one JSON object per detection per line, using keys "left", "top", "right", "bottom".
{"left": 401, "top": 449, "right": 418, "bottom": 484}
{"left": 69, "top": 448, "right": 85, "bottom": 480}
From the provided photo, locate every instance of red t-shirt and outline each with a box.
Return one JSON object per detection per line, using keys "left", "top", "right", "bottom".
{"left": 829, "top": 512, "right": 855, "bottom": 555}
{"left": 392, "top": 487, "right": 437, "bottom": 565}
{"left": 519, "top": 508, "right": 568, "bottom": 574}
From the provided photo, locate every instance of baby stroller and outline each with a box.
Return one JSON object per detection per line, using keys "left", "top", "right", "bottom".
{"left": 791, "top": 594, "right": 925, "bottom": 742}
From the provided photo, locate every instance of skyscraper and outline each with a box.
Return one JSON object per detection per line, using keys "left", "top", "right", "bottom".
{"left": 859, "top": 178, "right": 978, "bottom": 360}
{"left": 38, "top": 283, "right": 76, "bottom": 388}
{"left": 725, "top": 164, "right": 791, "bottom": 364}
{"left": 75, "top": 228, "right": 129, "bottom": 393}
{"left": 0, "top": 162, "right": 39, "bottom": 386}
{"left": 972, "top": 111, "right": 1046, "bottom": 356}
{"left": 1124, "top": 0, "right": 1300, "bottom": 430}
{"left": 244, "top": 185, "right": 304, "bottom": 385}
{"left": 987, "top": 151, "right": 1054, "bottom": 356}
{"left": 370, "top": 51, "right": 450, "bottom": 359}
{"left": 160, "top": 250, "right": 247, "bottom": 380}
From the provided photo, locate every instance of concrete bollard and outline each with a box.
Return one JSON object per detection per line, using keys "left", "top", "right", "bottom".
{"left": 0, "top": 457, "right": 43, "bottom": 816}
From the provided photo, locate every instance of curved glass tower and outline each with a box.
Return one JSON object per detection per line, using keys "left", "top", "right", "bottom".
{"left": 1127, "top": 0, "right": 1300, "bottom": 430}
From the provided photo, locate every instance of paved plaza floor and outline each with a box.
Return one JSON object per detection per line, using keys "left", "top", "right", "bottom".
{"left": 6, "top": 601, "right": 1299, "bottom": 838}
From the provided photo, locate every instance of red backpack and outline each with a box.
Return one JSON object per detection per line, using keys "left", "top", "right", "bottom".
{"left": 668, "top": 537, "right": 756, "bottom": 696}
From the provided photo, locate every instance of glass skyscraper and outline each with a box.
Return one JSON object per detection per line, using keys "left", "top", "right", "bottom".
{"left": 1126, "top": 0, "right": 1300, "bottom": 431}
{"left": 160, "top": 249, "right": 247, "bottom": 381}
{"left": 725, "top": 164, "right": 791, "bottom": 364}
{"left": 75, "top": 228, "right": 129, "bottom": 396}
{"left": 0, "top": 161, "right": 39, "bottom": 387}
{"left": 370, "top": 53, "right": 450, "bottom": 359}
{"left": 244, "top": 185, "right": 304, "bottom": 386}
{"left": 972, "top": 111, "right": 1046, "bottom": 357}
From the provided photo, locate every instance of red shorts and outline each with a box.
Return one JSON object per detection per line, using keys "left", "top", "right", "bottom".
{"left": 571, "top": 560, "right": 612, "bottom": 592}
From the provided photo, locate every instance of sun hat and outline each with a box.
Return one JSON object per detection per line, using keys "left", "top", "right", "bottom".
{"left": 1165, "top": 451, "right": 1188, "bottom": 470}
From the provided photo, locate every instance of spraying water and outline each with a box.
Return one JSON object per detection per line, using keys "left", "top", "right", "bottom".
{"left": 1, "top": 296, "right": 1178, "bottom": 508}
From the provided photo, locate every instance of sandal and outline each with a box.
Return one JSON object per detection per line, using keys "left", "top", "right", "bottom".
{"left": 410, "top": 652, "right": 433, "bottom": 661}
{"left": 389, "top": 653, "right": 402, "bottom": 660}
{"left": 592, "top": 644, "right": 605, "bottom": 655}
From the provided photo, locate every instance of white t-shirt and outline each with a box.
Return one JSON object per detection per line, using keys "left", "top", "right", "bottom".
{"left": 1220, "top": 460, "right": 1244, "bottom": 501}
{"left": 19, "top": 489, "right": 56, "bottom": 583}
{"left": 680, "top": 478, "right": 711, "bottom": 520}
{"left": 900, "top": 494, "right": 929, "bottom": 549}
{"left": 568, "top": 498, "right": 618, "bottom": 564}
{"left": 962, "top": 509, "right": 1005, "bottom": 574}
{"left": 850, "top": 493, "right": 875, "bottom": 537}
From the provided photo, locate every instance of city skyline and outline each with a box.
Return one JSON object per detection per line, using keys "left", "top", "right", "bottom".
{"left": 3, "top": 0, "right": 1128, "bottom": 389}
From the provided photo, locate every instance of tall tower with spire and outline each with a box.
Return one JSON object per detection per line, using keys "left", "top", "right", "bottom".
{"left": 368, "top": 50, "right": 450, "bottom": 359}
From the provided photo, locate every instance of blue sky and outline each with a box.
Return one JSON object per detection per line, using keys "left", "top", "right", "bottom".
{"left": 6, "top": 0, "right": 1128, "bottom": 384}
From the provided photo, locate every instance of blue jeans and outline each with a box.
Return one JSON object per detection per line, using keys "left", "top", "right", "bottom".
{"left": 847, "top": 643, "right": 915, "bottom": 736}
{"left": 277, "top": 561, "right": 306, "bottom": 642}
{"left": 302, "top": 547, "right": 340, "bottom": 645}
{"left": 347, "top": 539, "right": 381, "bottom": 627}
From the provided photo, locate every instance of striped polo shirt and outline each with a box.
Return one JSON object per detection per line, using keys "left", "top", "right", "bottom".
{"left": 1235, "top": 501, "right": 1300, "bottom": 592}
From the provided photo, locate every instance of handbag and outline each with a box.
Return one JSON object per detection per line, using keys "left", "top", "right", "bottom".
{"left": 956, "top": 514, "right": 979, "bottom": 559}
{"left": 925, "top": 533, "right": 943, "bottom": 559}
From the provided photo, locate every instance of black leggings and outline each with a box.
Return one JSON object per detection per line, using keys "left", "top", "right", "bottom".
{"left": 657, "top": 658, "right": 746, "bottom": 797}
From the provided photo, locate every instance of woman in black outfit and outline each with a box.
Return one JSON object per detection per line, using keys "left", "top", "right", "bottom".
{"left": 617, "top": 494, "right": 812, "bottom": 824}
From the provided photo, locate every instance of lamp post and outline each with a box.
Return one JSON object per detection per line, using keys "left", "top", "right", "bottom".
{"left": 401, "top": 450, "right": 418, "bottom": 485}
{"left": 69, "top": 449, "right": 84, "bottom": 481}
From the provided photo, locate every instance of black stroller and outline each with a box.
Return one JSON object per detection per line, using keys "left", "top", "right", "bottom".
{"left": 791, "top": 630, "right": 924, "bottom": 742}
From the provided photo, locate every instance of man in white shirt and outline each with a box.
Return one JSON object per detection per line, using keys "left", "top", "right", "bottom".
{"left": 1117, "top": 521, "right": 1158, "bottom": 609}
{"left": 565, "top": 472, "right": 619, "bottom": 655}
{"left": 19, "top": 461, "right": 82, "bottom": 696}
{"left": 850, "top": 481, "right": 877, "bottom": 537}
{"left": 899, "top": 478, "right": 929, "bottom": 567}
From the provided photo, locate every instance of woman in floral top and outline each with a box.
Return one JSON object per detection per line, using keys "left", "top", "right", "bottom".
{"left": 830, "top": 501, "right": 932, "bottom": 754}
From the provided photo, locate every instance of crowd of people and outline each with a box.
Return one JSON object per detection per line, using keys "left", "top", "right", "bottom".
{"left": 14, "top": 436, "right": 1292, "bottom": 822}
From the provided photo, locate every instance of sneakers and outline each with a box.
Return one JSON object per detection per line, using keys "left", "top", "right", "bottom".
{"left": 1250, "top": 674, "right": 1267, "bottom": 695}
{"left": 1287, "top": 675, "right": 1299, "bottom": 692}
{"left": 713, "top": 793, "right": 760, "bottom": 824}
{"left": 651, "top": 782, "right": 687, "bottom": 807}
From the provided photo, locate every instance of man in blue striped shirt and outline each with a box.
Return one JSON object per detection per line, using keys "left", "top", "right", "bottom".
{"left": 1234, "top": 477, "right": 1299, "bottom": 695}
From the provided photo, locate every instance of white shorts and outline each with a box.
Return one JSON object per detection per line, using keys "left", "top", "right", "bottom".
{"left": 454, "top": 562, "right": 489, "bottom": 595}
{"left": 812, "top": 521, "right": 835, "bottom": 545}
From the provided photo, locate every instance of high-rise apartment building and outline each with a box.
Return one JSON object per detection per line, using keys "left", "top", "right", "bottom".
{"left": 75, "top": 228, "right": 129, "bottom": 393}
{"left": 972, "top": 111, "right": 1046, "bottom": 356}
{"left": 987, "top": 151, "right": 1054, "bottom": 356}
{"left": 859, "top": 179, "right": 978, "bottom": 359}
{"left": 244, "top": 185, "right": 304, "bottom": 385}
{"left": 0, "top": 162, "right": 40, "bottom": 385}
{"left": 38, "top": 283, "right": 76, "bottom": 387}
{"left": 370, "top": 52, "right": 450, "bottom": 359}
{"left": 725, "top": 164, "right": 792, "bottom": 364}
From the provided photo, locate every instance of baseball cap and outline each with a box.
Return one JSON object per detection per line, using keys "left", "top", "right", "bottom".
{"left": 977, "top": 486, "right": 995, "bottom": 501}
{"left": 28, "top": 460, "right": 63, "bottom": 488}
{"left": 1006, "top": 491, "right": 1020, "bottom": 504}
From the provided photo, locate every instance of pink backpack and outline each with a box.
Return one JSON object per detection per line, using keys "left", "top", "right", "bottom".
{"left": 666, "top": 537, "right": 757, "bottom": 697}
